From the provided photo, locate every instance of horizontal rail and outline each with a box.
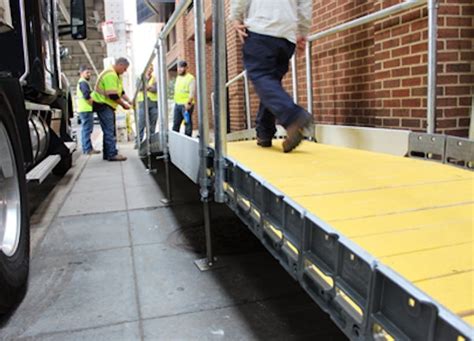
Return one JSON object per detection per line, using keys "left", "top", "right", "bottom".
{"left": 308, "top": 0, "right": 426, "bottom": 42}
{"left": 226, "top": 70, "right": 246, "bottom": 87}
{"left": 159, "top": 0, "right": 192, "bottom": 39}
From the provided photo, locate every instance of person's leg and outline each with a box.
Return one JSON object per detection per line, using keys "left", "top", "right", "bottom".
{"left": 149, "top": 100, "right": 158, "bottom": 135}
{"left": 184, "top": 105, "right": 193, "bottom": 137}
{"left": 255, "top": 103, "right": 276, "bottom": 143}
{"left": 97, "top": 106, "right": 118, "bottom": 160}
{"left": 80, "top": 112, "right": 94, "bottom": 153}
{"left": 172, "top": 104, "right": 184, "bottom": 132}
{"left": 138, "top": 101, "right": 145, "bottom": 143}
{"left": 243, "top": 32, "right": 307, "bottom": 129}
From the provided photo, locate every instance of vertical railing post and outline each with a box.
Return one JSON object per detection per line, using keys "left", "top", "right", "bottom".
{"left": 291, "top": 53, "right": 298, "bottom": 103}
{"left": 427, "top": 0, "right": 438, "bottom": 134}
{"left": 157, "top": 38, "right": 172, "bottom": 204}
{"left": 133, "top": 85, "right": 141, "bottom": 152}
{"left": 142, "top": 74, "right": 155, "bottom": 172}
{"left": 243, "top": 71, "right": 251, "bottom": 130}
{"left": 194, "top": 0, "right": 213, "bottom": 269}
{"left": 213, "top": 0, "right": 228, "bottom": 203}
{"left": 305, "top": 41, "right": 316, "bottom": 140}
{"left": 305, "top": 41, "right": 313, "bottom": 115}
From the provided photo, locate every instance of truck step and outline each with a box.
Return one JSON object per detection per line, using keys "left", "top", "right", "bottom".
{"left": 26, "top": 155, "right": 61, "bottom": 184}
{"left": 64, "top": 142, "right": 77, "bottom": 154}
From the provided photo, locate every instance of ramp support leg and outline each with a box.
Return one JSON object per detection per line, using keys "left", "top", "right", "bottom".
{"left": 160, "top": 153, "right": 172, "bottom": 205}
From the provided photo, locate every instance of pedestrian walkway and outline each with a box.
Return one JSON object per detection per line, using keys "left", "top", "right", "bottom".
{"left": 1, "top": 143, "right": 345, "bottom": 340}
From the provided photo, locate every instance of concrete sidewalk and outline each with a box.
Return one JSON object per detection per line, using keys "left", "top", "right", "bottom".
{"left": 1, "top": 143, "right": 345, "bottom": 340}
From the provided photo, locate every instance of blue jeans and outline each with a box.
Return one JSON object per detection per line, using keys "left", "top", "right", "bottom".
{"left": 243, "top": 31, "right": 307, "bottom": 140}
{"left": 79, "top": 112, "right": 94, "bottom": 153}
{"left": 172, "top": 104, "right": 193, "bottom": 137}
{"left": 96, "top": 105, "right": 118, "bottom": 160}
{"left": 138, "top": 99, "right": 158, "bottom": 143}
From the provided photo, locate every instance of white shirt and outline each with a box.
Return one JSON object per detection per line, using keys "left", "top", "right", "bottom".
{"left": 230, "top": 0, "right": 313, "bottom": 43}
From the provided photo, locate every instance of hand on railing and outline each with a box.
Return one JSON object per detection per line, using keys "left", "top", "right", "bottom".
{"left": 233, "top": 20, "right": 248, "bottom": 43}
{"left": 296, "top": 35, "right": 307, "bottom": 51}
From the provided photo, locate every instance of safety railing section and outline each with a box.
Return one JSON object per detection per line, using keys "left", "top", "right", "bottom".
{"left": 211, "top": 70, "right": 252, "bottom": 131}
{"left": 300, "top": 0, "right": 436, "bottom": 132}
{"left": 223, "top": 158, "right": 473, "bottom": 341}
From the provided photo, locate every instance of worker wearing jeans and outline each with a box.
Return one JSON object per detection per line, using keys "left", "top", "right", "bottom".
{"left": 231, "top": 0, "right": 314, "bottom": 153}
{"left": 91, "top": 57, "right": 132, "bottom": 162}
{"left": 172, "top": 60, "right": 195, "bottom": 137}
{"left": 77, "top": 65, "right": 99, "bottom": 155}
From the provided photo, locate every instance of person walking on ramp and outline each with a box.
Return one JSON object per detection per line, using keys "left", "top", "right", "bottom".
{"left": 231, "top": 0, "right": 313, "bottom": 153}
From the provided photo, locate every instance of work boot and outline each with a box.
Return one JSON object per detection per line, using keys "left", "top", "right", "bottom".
{"left": 108, "top": 154, "right": 127, "bottom": 162}
{"left": 257, "top": 138, "right": 272, "bottom": 148}
{"left": 282, "top": 113, "right": 312, "bottom": 153}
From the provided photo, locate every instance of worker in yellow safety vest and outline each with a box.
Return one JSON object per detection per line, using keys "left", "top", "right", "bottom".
{"left": 76, "top": 65, "right": 100, "bottom": 155}
{"left": 91, "top": 57, "right": 132, "bottom": 162}
{"left": 136, "top": 64, "right": 158, "bottom": 148}
{"left": 172, "top": 60, "right": 196, "bottom": 137}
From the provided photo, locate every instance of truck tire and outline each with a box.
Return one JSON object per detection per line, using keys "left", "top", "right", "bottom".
{"left": 0, "top": 111, "right": 29, "bottom": 315}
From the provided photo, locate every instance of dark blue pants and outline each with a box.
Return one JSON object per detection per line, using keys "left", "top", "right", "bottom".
{"left": 96, "top": 105, "right": 118, "bottom": 160}
{"left": 243, "top": 31, "right": 307, "bottom": 140}
{"left": 79, "top": 112, "right": 94, "bottom": 153}
{"left": 138, "top": 100, "right": 158, "bottom": 143}
{"left": 172, "top": 104, "right": 193, "bottom": 137}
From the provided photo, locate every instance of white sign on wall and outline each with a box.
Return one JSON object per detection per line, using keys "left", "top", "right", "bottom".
{"left": 102, "top": 20, "right": 117, "bottom": 43}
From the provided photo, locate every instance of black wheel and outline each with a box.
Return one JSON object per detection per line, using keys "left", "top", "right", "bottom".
{"left": 0, "top": 111, "right": 29, "bottom": 315}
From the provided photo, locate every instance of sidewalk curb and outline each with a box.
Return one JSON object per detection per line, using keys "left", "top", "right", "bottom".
{"left": 29, "top": 153, "right": 90, "bottom": 256}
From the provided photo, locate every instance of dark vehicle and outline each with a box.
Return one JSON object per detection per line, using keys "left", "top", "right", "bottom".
{"left": 0, "top": 0, "right": 87, "bottom": 314}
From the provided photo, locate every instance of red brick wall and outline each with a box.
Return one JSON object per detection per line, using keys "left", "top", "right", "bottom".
{"left": 169, "top": 0, "right": 473, "bottom": 136}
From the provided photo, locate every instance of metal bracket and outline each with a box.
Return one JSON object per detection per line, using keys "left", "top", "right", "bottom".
{"left": 193, "top": 257, "right": 225, "bottom": 272}
{"left": 444, "top": 136, "right": 473, "bottom": 170}
{"left": 408, "top": 132, "right": 445, "bottom": 162}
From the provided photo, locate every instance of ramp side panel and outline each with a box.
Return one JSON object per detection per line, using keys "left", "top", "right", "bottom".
{"left": 168, "top": 130, "right": 199, "bottom": 184}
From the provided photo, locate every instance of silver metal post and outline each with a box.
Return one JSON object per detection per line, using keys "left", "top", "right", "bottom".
{"left": 195, "top": 0, "right": 210, "bottom": 193}
{"left": 243, "top": 71, "right": 252, "bottom": 129}
{"left": 133, "top": 90, "right": 141, "bottom": 153}
{"left": 213, "top": 0, "right": 228, "bottom": 203}
{"left": 305, "top": 41, "right": 313, "bottom": 114}
{"left": 157, "top": 39, "right": 169, "bottom": 152}
{"left": 157, "top": 39, "right": 172, "bottom": 204}
{"left": 427, "top": 0, "right": 438, "bottom": 134}
{"left": 291, "top": 53, "right": 298, "bottom": 103}
{"left": 194, "top": 0, "right": 214, "bottom": 270}
{"left": 142, "top": 75, "right": 155, "bottom": 172}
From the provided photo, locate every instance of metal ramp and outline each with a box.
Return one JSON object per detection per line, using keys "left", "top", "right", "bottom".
{"left": 224, "top": 139, "right": 473, "bottom": 339}
{"left": 131, "top": 0, "right": 473, "bottom": 339}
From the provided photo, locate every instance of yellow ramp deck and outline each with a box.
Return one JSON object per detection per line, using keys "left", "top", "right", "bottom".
{"left": 228, "top": 140, "right": 474, "bottom": 325}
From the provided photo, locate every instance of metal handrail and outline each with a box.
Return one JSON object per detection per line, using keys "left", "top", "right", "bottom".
{"left": 299, "top": 0, "right": 436, "bottom": 133}
{"left": 307, "top": 0, "right": 425, "bottom": 42}
{"left": 211, "top": 70, "right": 252, "bottom": 130}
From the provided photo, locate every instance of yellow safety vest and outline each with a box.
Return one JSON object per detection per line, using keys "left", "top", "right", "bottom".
{"left": 137, "top": 75, "right": 158, "bottom": 103}
{"left": 174, "top": 73, "right": 194, "bottom": 105}
{"left": 91, "top": 68, "right": 123, "bottom": 110}
{"left": 76, "top": 78, "right": 92, "bottom": 112}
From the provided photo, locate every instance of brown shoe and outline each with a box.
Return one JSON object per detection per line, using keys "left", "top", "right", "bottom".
{"left": 87, "top": 149, "right": 101, "bottom": 155}
{"left": 108, "top": 154, "right": 127, "bottom": 162}
{"left": 282, "top": 113, "right": 312, "bottom": 153}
